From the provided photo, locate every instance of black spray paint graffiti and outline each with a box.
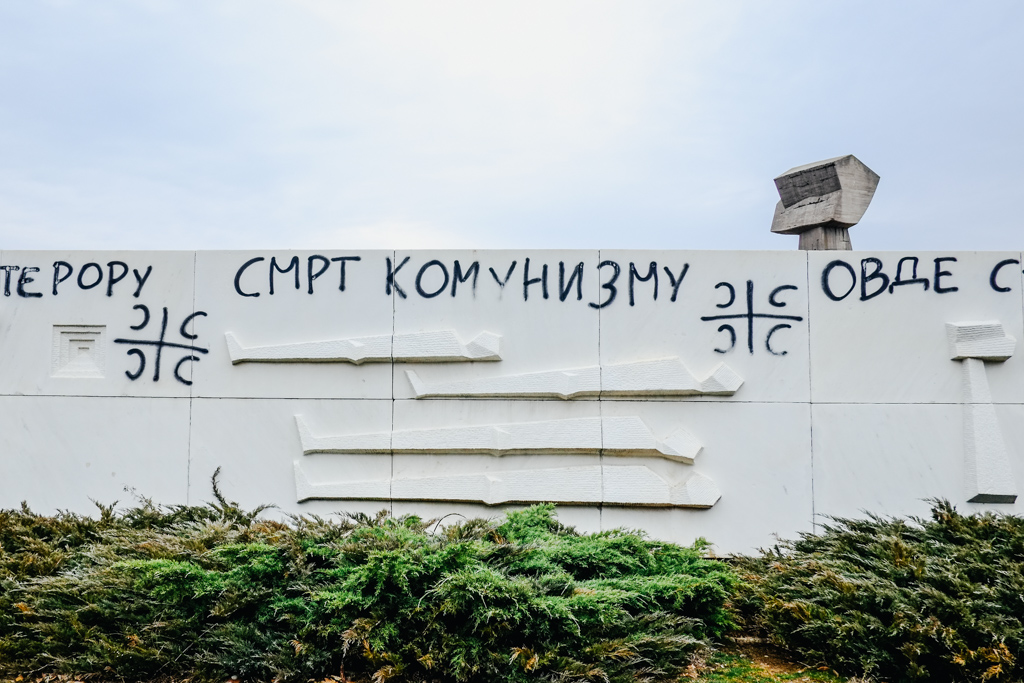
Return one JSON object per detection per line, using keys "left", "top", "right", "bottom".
{"left": 700, "top": 281, "right": 804, "bottom": 355}
{"left": 113, "top": 306, "right": 209, "bottom": 385}
{"left": 235, "top": 255, "right": 362, "bottom": 297}
{"left": 382, "top": 257, "right": 690, "bottom": 307}
{"left": 0, "top": 262, "right": 153, "bottom": 298}
{"left": 821, "top": 256, "right": 961, "bottom": 301}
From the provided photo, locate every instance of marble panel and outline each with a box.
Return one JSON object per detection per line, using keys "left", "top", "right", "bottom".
{"left": 0, "top": 395, "right": 190, "bottom": 514}
{"left": 598, "top": 400, "right": 813, "bottom": 555}
{"left": 808, "top": 251, "right": 1024, "bottom": 403}
{"left": 812, "top": 403, "right": 1024, "bottom": 523}
{"left": 598, "top": 250, "right": 810, "bottom": 403}
{"left": 0, "top": 251, "right": 196, "bottom": 397}
{"left": 191, "top": 251, "right": 395, "bottom": 399}
{"left": 390, "top": 399, "right": 606, "bottom": 505}
{"left": 188, "top": 397, "right": 393, "bottom": 517}
{"left": 391, "top": 250, "right": 601, "bottom": 400}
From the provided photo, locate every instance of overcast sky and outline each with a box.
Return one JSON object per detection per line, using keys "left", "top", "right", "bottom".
{"left": 0, "top": 1, "right": 1021, "bottom": 251}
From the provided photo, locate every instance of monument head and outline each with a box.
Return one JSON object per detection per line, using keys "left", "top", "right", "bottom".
{"left": 771, "top": 154, "right": 879, "bottom": 250}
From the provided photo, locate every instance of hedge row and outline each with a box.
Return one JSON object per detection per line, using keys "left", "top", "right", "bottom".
{"left": 736, "top": 501, "right": 1024, "bottom": 682}
{"left": 5, "top": 486, "right": 1024, "bottom": 683}
{"left": 0, "top": 487, "right": 734, "bottom": 683}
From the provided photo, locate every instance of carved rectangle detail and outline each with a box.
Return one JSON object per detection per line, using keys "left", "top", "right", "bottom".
{"left": 51, "top": 325, "right": 106, "bottom": 379}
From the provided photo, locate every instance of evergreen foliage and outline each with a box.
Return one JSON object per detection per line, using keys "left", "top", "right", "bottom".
{"left": 0, "top": 488, "right": 735, "bottom": 682}
{"left": 735, "top": 501, "right": 1024, "bottom": 683}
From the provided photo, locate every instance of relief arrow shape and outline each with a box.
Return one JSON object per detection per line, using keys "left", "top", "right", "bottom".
{"left": 225, "top": 330, "right": 501, "bottom": 364}
{"left": 295, "top": 414, "right": 703, "bottom": 463}
{"left": 405, "top": 358, "right": 742, "bottom": 399}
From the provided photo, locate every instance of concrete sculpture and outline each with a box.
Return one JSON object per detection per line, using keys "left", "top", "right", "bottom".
{"left": 771, "top": 154, "right": 880, "bottom": 250}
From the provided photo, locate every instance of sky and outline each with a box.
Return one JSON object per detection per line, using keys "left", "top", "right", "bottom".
{"left": 0, "top": 1, "right": 1021, "bottom": 252}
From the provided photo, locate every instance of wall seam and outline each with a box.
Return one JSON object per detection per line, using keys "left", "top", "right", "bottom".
{"left": 390, "top": 250, "right": 396, "bottom": 517}
{"left": 805, "top": 251, "right": 816, "bottom": 534}
{"left": 186, "top": 250, "right": 197, "bottom": 506}
{"left": 597, "top": 249, "right": 604, "bottom": 532}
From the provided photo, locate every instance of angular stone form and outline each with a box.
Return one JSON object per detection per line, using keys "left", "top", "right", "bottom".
{"left": 947, "top": 322, "right": 1018, "bottom": 504}
{"left": 405, "top": 358, "right": 742, "bottom": 399}
{"left": 947, "top": 321, "right": 1016, "bottom": 362}
{"left": 770, "top": 155, "right": 880, "bottom": 248}
{"left": 295, "top": 414, "right": 703, "bottom": 463}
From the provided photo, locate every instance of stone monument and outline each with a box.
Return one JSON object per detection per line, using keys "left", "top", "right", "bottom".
{"left": 771, "top": 154, "right": 880, "bottom": 250}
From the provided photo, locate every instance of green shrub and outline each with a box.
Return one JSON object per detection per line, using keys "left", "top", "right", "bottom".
{"left": 735, "top": 500, "right": 1024, "bottom": 683}
{"left": 0, "top": 491, "right": 735, "bottom": 683}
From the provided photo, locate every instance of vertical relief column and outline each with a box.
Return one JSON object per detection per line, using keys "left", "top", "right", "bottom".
{"left": 947, "top": 322, "right": 1018, "bottom": 503}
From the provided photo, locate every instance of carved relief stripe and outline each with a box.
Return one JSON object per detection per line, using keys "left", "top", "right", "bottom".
{"left": 295, "top": 415, "right": 703, "bottom": 463}
{"left": 406, "top": 358, "right": 742, "bottom": 399}
{"left": 225, "top": 330, "right": 501, "bottom": 364}
{"left": 294, "top": 462, "right": 721, "bottom": 508}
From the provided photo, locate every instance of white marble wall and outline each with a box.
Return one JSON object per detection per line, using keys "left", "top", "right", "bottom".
{"left": 1, "top": 249, "right": 1021, "bottom": 554}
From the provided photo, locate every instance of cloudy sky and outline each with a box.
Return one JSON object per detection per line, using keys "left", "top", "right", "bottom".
{"left": 0, "top": 1, "right": 1021, "bottom": 251}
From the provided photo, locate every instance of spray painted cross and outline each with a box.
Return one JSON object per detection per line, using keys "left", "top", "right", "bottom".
{"left": 700, "top": 280, "right": 804, "bottom": 355}
{"left": 114, "top": 305, "right": 209, "bottom": 386}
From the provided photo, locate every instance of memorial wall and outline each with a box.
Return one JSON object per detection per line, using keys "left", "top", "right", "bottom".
{"left": 2, "top": 249, "right": 1022, "bottom": 553}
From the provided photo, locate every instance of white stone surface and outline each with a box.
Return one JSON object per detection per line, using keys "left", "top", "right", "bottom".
{"left": 188, "top": 397, "right": 393, "bottom": 517}
{"left": 808, "top": 251, "right": 1024, "bottom": 403}
{"left": 226, "top": 329, "right": 501, "bottom": 364}
{"left": 812, "top": 403, "right": 1024, "bottom": 522}
{"left": 599, "top": 400, "right": 813, "bottom": 555}
{"left": 0, "top": 395, "right": 190, "bottom": 514}
{"left": 958, "top": 358, "right": 1018, "bottom": 503}
{"left": 2, "top": 249, "right": 1024, "bottom": 555}
{"left": 0, "top": 251, "right": 197, "bottom": 397}
{"left": 405, "top": 357, "right": 741, "bottom": 399}
{"left": 296, "top": 414, "right": 702, "bottom": 463}
{"left": 191, "top": 251, "right": 395, "bottom": 399}
{"left": 598, "top": 250, "right": 810, "bottom": 403}
{"left": 389, "top": 399, "right": 605, "bottom": 511}
{"left": 946, "top": 321, "right": 1016, "bottom": 361}
{"left": 391, "top": 250, "right": 602, "bottom": 400}
{"left": 299, "top": 464, "right": 718, "bottom": 508}
{"left": 602, "top": 468, "right": 720, "bottom": 507}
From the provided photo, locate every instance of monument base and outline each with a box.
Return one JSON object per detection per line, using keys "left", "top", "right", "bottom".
{"left": 799, "top": 226, "right": 852, "bottom": 250}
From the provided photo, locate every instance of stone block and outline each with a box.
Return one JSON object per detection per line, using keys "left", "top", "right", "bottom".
{"left": 0, "top": 395, "right": 190, "bottom": 513}
{"left": 771, "top": 154, "right": 880, "bottom": 235}
{"left": 812, "top": 403, "right": 1024, "bottom": 521}
{"left": 599, "top": 400, "right": 813, "bottom": 555}
{"left": 188, "top": 397, "right": 393, "bottom": 517}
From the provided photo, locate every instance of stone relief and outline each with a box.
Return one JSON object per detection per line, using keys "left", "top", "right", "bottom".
{"left": 225, "top": 330, "right": 502, "bottom": 364}
{"left": 294, "top": 462, "right": 721, "bottom": 508}
{"left": 948, "top": 321, "right": 1018, "bottom": 503}
{"left": 407, "top": 358, "right": 742, "bottom": 399}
